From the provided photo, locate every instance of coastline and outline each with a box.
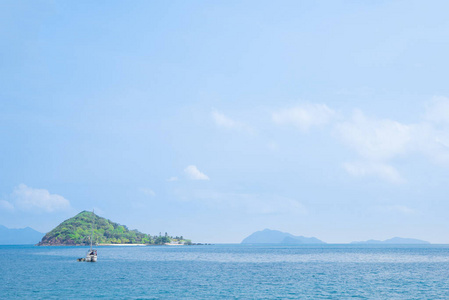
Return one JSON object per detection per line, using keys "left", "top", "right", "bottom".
{"left": 98, "top": 244, "right": 148, "bottom": 246}
{"left": 37, "top": 243, "right": 162, "bottom": 246}
{"left": 36, "top": 243, "right": 205, "bottom": 246}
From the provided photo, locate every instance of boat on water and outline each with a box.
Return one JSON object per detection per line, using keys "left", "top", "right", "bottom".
{"left": 78, "top": 210, "right": 97, "bottom": 262}
{"left": 85, "top": 248, "right": 97, "bottom": 262}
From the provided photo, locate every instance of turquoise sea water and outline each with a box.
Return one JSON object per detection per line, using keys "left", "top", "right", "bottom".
{"left": 1, "top": 244, "right": 449, "bottom": 299}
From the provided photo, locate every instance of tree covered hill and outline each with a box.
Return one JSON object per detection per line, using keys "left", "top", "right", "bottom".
{"left": 37, "top": 211, "right": 190, "bottom": 246}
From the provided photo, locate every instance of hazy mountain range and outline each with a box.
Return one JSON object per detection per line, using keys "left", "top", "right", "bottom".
{"left": 0, "top": 225, "right": 44, "bottom": 245}
{"left": 351, "top": 237, "right": 430, "bottom": 244}
{"left": 241, "top": 229, "right": 325, "bottom": 244}
{"left": 241, "top": 229, "right": 430, "bottom": 244}
{"left": 1, "top": 225, "right": 431, "bottom": 245}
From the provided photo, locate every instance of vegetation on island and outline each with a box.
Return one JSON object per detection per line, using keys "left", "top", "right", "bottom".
{"left": 37, "top": 211, "right": 191, "bottom": 246}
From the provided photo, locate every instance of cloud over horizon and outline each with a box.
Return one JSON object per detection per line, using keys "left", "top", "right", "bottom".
{"left": 335, "top": 110, "right": 411, "bottom": 183}
{"left": 268, "top": 97, "right": 449, "bottom": 183}
{"left": 335, "top": 110, "right": 412, "bottom": 161}
{"left": 184, "top": 165, "right": 210, "bottom": 180}
{"left": 0, "top": 200, "right": 14, "bottom": 211}
{"left": 272, "top": 103, "right": 335, "bottom": 132}
{"left": 2, "top": 184, "right": 72, "bottom": 213}
{"left": 424, "top": 96, "right": 449, "bottom": 124}
{"left": 342, "top": 161, "right": 404, "bottom": 184}
{"left": 212, "top": 111, "right": 252, "bottom": 133}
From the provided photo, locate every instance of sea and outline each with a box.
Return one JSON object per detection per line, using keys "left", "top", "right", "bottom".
{"left": 1, "top": 244, "right": 449, "bottom": 299}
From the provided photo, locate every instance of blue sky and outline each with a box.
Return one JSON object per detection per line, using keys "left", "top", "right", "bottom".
{"left": 1, "top": 0, "right": 449, "bottom": 243}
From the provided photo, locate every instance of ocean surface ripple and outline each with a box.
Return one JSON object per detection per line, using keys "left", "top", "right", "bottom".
{"left": 1, "top": 244, "right": 449, "bottom": 299}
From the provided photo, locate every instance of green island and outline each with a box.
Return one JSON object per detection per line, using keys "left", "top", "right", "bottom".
{"left": 37, "top": 211, "right": 192, "bottom": 246}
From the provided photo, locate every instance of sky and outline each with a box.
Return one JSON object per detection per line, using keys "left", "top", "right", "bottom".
{"left": 1, "top": 0, "right": 449, "bottom": 243}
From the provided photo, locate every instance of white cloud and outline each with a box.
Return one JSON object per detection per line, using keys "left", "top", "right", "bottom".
{"left": 343, "top": 161, "right": 404, "bottom": 184}
{"left": 335, "top": 110, "right": 411, "bottom": 161}
{"left": 334, "top": 110, "right": 414, "bottom": 183}
{"left": 167, "top": 176, "right": 178, "bottom": 182}
{"left": 270, "top": 101, "right": 449, "bottom": 183}
{"left": 12, "top": 184, "right": 71, "bottom": 212}
{"left": 411, "top": 98, "right": 449, "bottom": 165}
{"left": 409, "top": 122, "right": 449, "bottom": 165}
{"left": 212, "top": 111, "right": 238, "bottom": 128}
{"left": 0, "top": 200, "right": 14, "bottom": 211}
{"left": 184, "top": 165, "right": 210, "bottom": 180}
{"left": 424, "top": 96, "right": 449, "bottom": 124}
{"left": 140, "top": 188, "right": 156, "bottom": 197}
{"left": 212, "top": 111, "right": 252, "bottom": 132}
{"left": 207, "top": 98, "right": 449, "bottom": 184}
{"left": 272, "top": 103, "right": 335, "bottom": 131}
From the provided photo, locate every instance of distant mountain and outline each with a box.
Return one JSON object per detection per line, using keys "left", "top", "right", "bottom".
{"left": 241, "top": 229, "right": 325, "bottom": 244}
{"left": 0, "top": 225, "right": 45, "bottom": 245}
{"left": 351, "top": 237, "right": 430, "bottom": 245}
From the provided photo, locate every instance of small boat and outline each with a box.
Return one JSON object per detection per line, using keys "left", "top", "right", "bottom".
{"left": 78, "top": 210, "right": 97, "bottom": 262}
{"left": 85, "top": 248, "right": 97, "bottom": 262}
